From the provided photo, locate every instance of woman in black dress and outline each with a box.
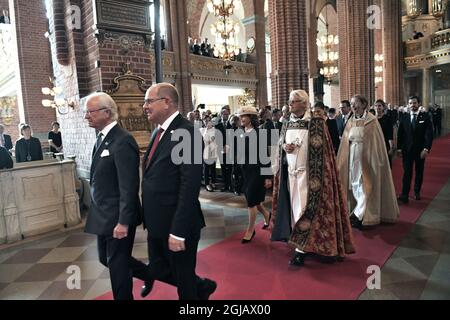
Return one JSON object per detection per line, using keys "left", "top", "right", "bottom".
{"left": 237, "top": 106, "right": 272, "bottom": 243}
{"left": 48, "top": 121, "right": 63, "bottom": 156}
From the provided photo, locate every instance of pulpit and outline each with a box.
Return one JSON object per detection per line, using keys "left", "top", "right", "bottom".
{"left": 107, "top": 63, "right": 154, "bottom": 153}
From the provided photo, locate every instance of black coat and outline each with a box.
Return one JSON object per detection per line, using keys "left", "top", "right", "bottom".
{"left": 2, "top": 134, "right": 12, "bottom": 151}
{"left": 141, "top": 114, "right": 205, "bottom": 239}
{"left": 15, "top": 137, "right": 43, "bottom": 163}
{"left": 0, "top": 146, "right": 13, "bottom": 169}
{"left": 85, "top": 124, "right": 142, "bottom": 236}
{"left": 397, "top": 111, "right": 433, "bottom": 155}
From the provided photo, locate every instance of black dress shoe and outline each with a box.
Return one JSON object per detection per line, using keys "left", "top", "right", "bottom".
{"left": 414, "top": 193, "right": 421, "bottom": 200}
{"left": 397, "top": 195, "right": 409, "bottom": 204}
{"left": 350, "top": 214, "right": 363, "bottom": 230}
{"left": 289, "top": 252, "right": 306, "bottom": 266}
{"left": 140, "top": 279, "right": 155, "bottom": 298}
{"left": 241, "top": 230, "right": 256, "bottom": 244}
{"left": 198, "top": 278, "right": 217, "bottom": 300}
{"left": 262, "top": 212, "right": 272, "bottom": 230}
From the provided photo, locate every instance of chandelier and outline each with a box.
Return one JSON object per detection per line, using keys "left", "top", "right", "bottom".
{"left": 317, "top": 32, "right": 339, "bottom": 84}
{"left": 208, "top": 0, "right": 241, "bottom": 61}
{"left": 374, "top": 54, "right": 384, "bottom": 85}
{"left": 41, "top": 78, "right": 75, "bottom": 115}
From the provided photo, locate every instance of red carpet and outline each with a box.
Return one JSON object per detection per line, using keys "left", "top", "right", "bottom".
{"left": 97, "top": 134, "right": 450, "bottom": 300}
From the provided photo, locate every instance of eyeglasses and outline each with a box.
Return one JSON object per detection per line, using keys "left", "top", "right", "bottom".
{"left": 83, "top": 107, "right": 108, "bottom": 115}
{"left": 144, "top": 97, "right": 166, "bottom": 105}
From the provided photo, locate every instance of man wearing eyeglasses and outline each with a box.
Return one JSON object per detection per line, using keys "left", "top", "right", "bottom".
{"left": 83, "top": 92, "right": 146, "bottom": 300}
{"left": 136, "top": 82, "right": 217, "bottom": 300}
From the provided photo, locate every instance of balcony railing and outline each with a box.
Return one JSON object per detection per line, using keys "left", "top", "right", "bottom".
{"left": 431, "top": 29, "right": 450, "bottom": 50}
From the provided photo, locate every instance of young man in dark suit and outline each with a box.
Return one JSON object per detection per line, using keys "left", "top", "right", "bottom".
{"left": 139, "top": 83, "right": 216, "bottom": 300}
{"left": 83, "top": 92, "right": 147, "bottom": 300}
{"left": 397, "top": 96, "right": 433, "bottom": 203}
{"left": 215, "top": 106, "right": 232, "bottom": 192}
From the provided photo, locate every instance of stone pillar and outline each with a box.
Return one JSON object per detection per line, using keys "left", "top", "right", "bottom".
{"left": 242, "top": 1, "right": 267, "bottom": 107}
{"left": 383, "top": 0, "right": 404, "bottom": 105}
{"left": 268, "top": 0, "right": 309, "bottom": 108}
{"left": 422, "top": 67, "right": 430, "bottom": 108}
{"left": 337, "top": 0, "right": 375, "bottom": 102}
{"left": 10, "top": 0, "right": 56, "bottom": 138}
{"left": 169, "top": 0, "right": 192, "bottom": 114}
{"left": 163, "top": 0, "right": 173, "bottom": 51}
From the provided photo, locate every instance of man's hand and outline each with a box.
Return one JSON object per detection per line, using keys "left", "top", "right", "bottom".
{"left": 396, "top": 149, "right": 402, "bottom": 158}
{"left": 169, "top": 235, "right": 186, "bottom": 252}
{"left": 113, "top": 223, "right": 128, "bottom": 239}
{"left": 264, "top": 179, "right": 272, "bottom": 189}
{"left": 420, "top": 149, "right": 429, "bottom": 159}
{"left": 283, "top": 143, "right": 296, "bottom": 154}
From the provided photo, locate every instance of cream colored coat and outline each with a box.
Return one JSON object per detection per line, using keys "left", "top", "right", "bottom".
{"left": 336, "top": 112, "right": 399, "bottom": 226}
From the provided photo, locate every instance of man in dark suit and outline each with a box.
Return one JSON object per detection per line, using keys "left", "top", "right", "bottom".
{"left": 83, "top": 92, "right": 145, "bottom": 300}
{"left": 0, "top": 124, "right": 13, "bottom": 153}
{"left": 397, "top": 96, "right": 433, "bottom": 203}
{"left": 139, "top": 83, "right": 216, "bottom": 300}
{"left": 337, "top": 100, "right": 352, "bottom": 137}
{"left": 0, "top": 146, "right": 13, "bottom": 169}
{"left": 215, "top": 106, "right": 232, "bottom": 192}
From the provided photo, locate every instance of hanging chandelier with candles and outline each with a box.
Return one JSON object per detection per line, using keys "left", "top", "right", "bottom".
{"left": 208, "top": 0, "right": 241, "bottom": 61}
{"left": 374, "top": 54, "right": 384, "bottom": 85}
{"left": 317, "top": 32, "right": 339, "bottom": 84}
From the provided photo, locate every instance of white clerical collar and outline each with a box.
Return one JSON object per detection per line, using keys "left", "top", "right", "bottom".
{"left": 290, "top": 113, "right": 305, "bottom": 122}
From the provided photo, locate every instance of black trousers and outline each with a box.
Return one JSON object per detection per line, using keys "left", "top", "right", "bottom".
{"left": 204, "top": 163, "right": 216, "bottom": 186}
{"left": 401, "top": 152, "right": 425, "bottom": 197}
{"left": 130, "top": 235, "right": 203, "bottom": 300}
{"left": 97, "top": 226, "right": 138, "bottom": 300}
{"left": 220, "top": 162, "right": 232, "bottom": 189}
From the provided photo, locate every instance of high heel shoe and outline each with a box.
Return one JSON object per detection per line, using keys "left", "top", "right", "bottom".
{"left": 262, "top": 212, "right": 272, "bottom": 230}
{"left": 241, "top": 230, "right": 256, "bottom": 244}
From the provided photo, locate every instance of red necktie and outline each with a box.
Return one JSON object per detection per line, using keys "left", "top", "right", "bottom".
{"left": 145, "top": 128, "right": 164, "bottom": 169}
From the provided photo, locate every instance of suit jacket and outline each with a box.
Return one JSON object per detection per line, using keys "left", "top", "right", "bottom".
{"left": 1, "top": 134, "right": 12, "bottom": 151}
{"left": 15, "top": 137, "right": 43, "bottom": 163}
{"left": 85, "top": 124, "right": 142, "bottom": 236}
{"left": 337, "top": 112, "right": 353, "bottom": 137}
{"left": 142, "top": 114, "right": 205, "bottom": 239}
{"left": 397, "top": 111, "right": 433, "bottom": 156}
{"left": 0, "top": 146, "right": 13, "bottom": 169}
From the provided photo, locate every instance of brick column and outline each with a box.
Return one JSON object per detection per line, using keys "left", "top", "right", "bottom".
{"left": 382, "top": 0, "right": 404, "bottom": 106}
{"left": 337, "top": 0, "right": 375, "bottom": 102}
{"left": 10, "top": 0, "right": 55, "bottom": 138}
{"left": 169, "top": 0, "right": 192, "bottom": 114}
{"left": 422, "top": 67, "right": 430, "bottom": 109}
{"left": 268, "top": 0, "right": 309, "bottom": 107}
{"left": 242, "top": 0, "right": 267, "bottom": 107}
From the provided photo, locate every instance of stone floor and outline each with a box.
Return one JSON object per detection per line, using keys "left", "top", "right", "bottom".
{"left": 0, "top": 182, "right": 448, "bottom": 300}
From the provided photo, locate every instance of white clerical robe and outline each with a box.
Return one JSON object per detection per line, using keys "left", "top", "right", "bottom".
{"left": 285, "top": 126, "right": 309, "bottom": 227}
{"left": 348, "top": 123, "right": 366, "bottom": 220}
